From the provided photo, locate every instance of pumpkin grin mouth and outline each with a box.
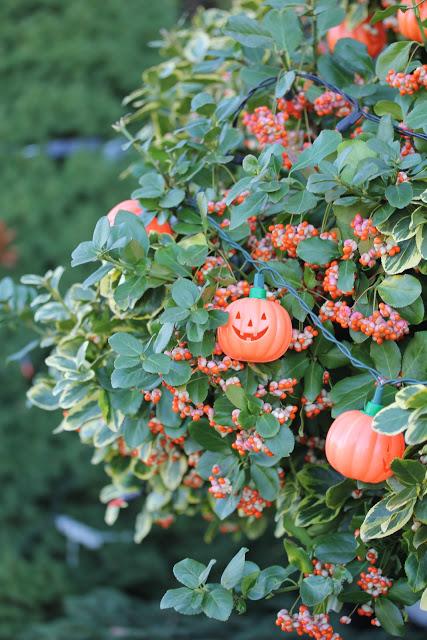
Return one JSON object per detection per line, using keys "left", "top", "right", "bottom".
{"left": 232, "top": 325, "right": 268, "bottom": 341}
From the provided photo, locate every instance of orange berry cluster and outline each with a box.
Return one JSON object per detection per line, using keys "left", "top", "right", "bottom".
{"left": 232, "top": 427, "right": 272, "bottom": 456}
{"left": 341, "top": 239, "right": 357, "bottom": 260}
{"left": 271, "top": 404, "right": 298, "bottom": 425}
{"left": 255, "top": 377, "right": 297, "bottom": 400}
{"left": 307, "top": 558, "right": 335, "bottom": 578}
{"left": 351, "top": 213, "right": 378, "bottom": 240}
{"left": 296, "top": 434, "right": 326, "bottom": 463}
{"left": 401, "top": 138, "right": 414, "bottom": 157}
{"left": 242, "top": 106, "right": 289, "bottom": 146}
{"left": 396, "top": 170, "right": 409, "bottom": 183}
{"left": 269, "top": 221, "right": 319, "bottom": 257}
{"left": 208, "top": 465, "right": 233, "bottom": 499}
{"left": 313, "top": 91, "right": 351, "bottom": 118}
{"left": 183, "top": 468, "right": 204, "bottom": 489}
{"left": 357, "top": 565, "right": 393, "bottom": 598}
{"left": 117, "top": 436, "right": 139, "bottom": 458}
{"left": 167, "top": 345, "right": 193, "bottom": 361}
{"left": 323, "top": 261, "right": 355, "bottom": 299}
{"left": 277, "top": 91, "right": 311, "bottom": 120}
{"left": 155, "top": 515, "right": 175, "bottom": 529}
{"left": 208, "top": 190, "right": 249, "bottom": 217}
{"left": 248, "top": 233, "right": 275, "bottom": 261}
{"left": 197, "top": 355, "right": 244, "bottom": 382}
{"left": 289, "top": 326, "right": 318, "bottom": 351}
{"left": 386, "top": 65, "right": 427, "bottom": 95}
{"left": 211, "top": 281, "right": 251, "bottom": 308}
{"left": 143, "top": 388, "right": 162, "bottom": 404}
{"left": 237, "top": 486, "right": 271, "bottom": 518}
{"left": 302, "top": 389, "right": 333, "bottom": 418}
{"left": 319, "top": 300, "right": 409, "bottom": 344}
{"left": 196, "top": 255, "right": 226, "bottom": 284}
{"left": 276, "top": 606, "right": 343, "bottom": 640}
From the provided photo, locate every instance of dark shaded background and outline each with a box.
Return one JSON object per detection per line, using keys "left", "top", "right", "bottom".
{"left": 0, "top": 1, "right": 424, "bottom": 638}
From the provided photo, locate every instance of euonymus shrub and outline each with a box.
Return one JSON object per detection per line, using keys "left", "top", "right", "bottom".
{"left": 1, "top": 0, "right": 427, "bottom": 636}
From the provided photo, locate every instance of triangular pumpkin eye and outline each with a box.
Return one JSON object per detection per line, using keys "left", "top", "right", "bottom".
{"left": 236, "top": 312, "right": 241, "bottom": 319}
{"left": 261, "top": 313, "right": 267, "bottom": 320}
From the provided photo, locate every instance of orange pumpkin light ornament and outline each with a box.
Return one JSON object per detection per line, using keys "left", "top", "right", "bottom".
{"left": 217, "top": 273, "right": 292, "bottom": 363}
{"left": 327, "top": 18, "right": 387, "bottom": 57}
{"left": 325, "top": 390, "right": 405, "bottom": 483}
{"left": 397, "top": 0, "right": 427, "bottom": 43}
{"left": 107, "top": 199, "right": 173, "bottom": 234}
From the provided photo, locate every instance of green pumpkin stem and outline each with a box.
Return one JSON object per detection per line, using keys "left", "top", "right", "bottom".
{"left": 249, "top": 272, "right": 267, "bottom": 299}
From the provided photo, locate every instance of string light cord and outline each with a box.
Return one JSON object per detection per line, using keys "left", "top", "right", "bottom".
{"left": 208, "top": 216, "right": 427, "bottom": 391}
{"left": 232, "top": 71, "right": 427, "bottom": 142}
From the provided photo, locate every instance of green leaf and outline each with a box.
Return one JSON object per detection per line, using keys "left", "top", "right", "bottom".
{"left": 263, "top": 9, "right": 302, "bottom": 54}
{"left": 378, "top": 274, "right": 421, "bottom": 308}
{"left": 109, "top": 333, "right": 144, "bottom": 357}
{"left": 391, "top": 458, "right": 426, "bottom": 485}
{"left": 315, "top": 532, "right": 357, "bottom": 564}
{"left": 283, "top": 539, "right": 312, "bottom": 573}
{"left": 121, "top": 417, "right": 150, "bottom": 448}
{"left": 375, "top": 597, "right": 405, "bottom": 637}
{"left": 406, "top": 409, "right": 427, "bottom": 444}
{"left": 159, "top": 307, "right": 190, "bottom": 324}
{"left": 376, "top": 41, "right": 414, "bottom": 82}
{"left": 402, "top": 332, "right": 427, "bottom": 379}
{"left": 303, "top": 361, "right": 323, "bottom": 403}
{"left": 405, "top": 552, "right": 427, "bottom": 592}
{"left": 330, "top": 373, "right": 374, "bottom": 417}
{"left": 160, "top": 587, "right": 195, "bottom": 613}
{"left": 251, "top": 465, "right": 279, "bottom": 500}
{"left": 247, "top": 566, "right": 294, "bottom": 600}
{"left": 256, "top": 413, "right": 280, "bottom": 438}
{"left": 301, "top": 575, "right": 334, "bottom": 606}
{"left": 291, "top": 130, "right": 342, "bottom": 174}
{"left": 71, "top": 241, "right": 98, "bottom": 267}
{"left": 153, "top": 323, "right": 174, "bottom": 353}
{"left": 275, "top": 71, "right": 295, "bottom": 98}
{"left": 372, "top": 404, "right": 409, "bottom": 435}
{"left": 221, "top": 547, "right": 249, "bottom": 589}
{"left": 284, "top": 189, "right": 318, "bottom": 214}
{"left": 385, "top": 183, "right": 414, "bottom": 209}
{"left": 162, "top": 361, "right": 192, "bottom": 386}
{"left": 202, "top": 586, "right": 233, "bottom": 621}
{"left": 189, "top": 419, "right": 231, "bottom": 453}
{"left": 143, "top": 353, "right": 171, "bottom": 375}
{"left": 224, "top": 14, "right": 272, "bottom": 48}
{"left": 173, "top": 558, "right": 208, "bottom": 589}
{"left": 337, "top": 260, "right": 356, "bottom": 292}
{"left": 296, "top": 237, "right": 340, "bottom": 265}
{"left": 361, "top": 497, "right": 415, "bottom": 541}
{"left": 27, "top": 381, "right": 60, "bottom": 411}
{"left": 171, "top": 278, "right": 200, "bottom": 308}
{"left": 159, "top": 189, "right": 185, "bottom": 209}
{"left": 406, "top": 100, "right": 427, "bottom": 131}
{"left": 266, "top": 426, "right": 295, "bottom": 457}
{"left": 370, "top": 341, "right": 401, "bottom": 378}
{"left": 225, "top": 384, "right": 247, "bottom": 410}
{"left": 187, "top": 375, "right": 209, "bottom": 404}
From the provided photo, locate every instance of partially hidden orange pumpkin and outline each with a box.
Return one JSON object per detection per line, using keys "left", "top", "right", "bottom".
{"left": 398, "top": 0, "right": 427, "bottom": 42}
{"left": 217, "top": 277, "right": 292, "bottom": 363}
{"left": 325, "top": 405, "right": 405, "bottom": 483}
{"left": 327, "top": 18, "right": 387, "bottom": 57}
{"left": 107, "top": 199, "right": 173, "bottom": 234}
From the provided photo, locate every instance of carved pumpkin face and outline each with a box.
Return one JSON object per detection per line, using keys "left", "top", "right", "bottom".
{"left": 107, "top": 200, "right": 172, "bottom": 234}
{"left": 398, "top": 0, "right": 427, "bottom": 42}
{"left": 217, "top": 297, "right": 292, "bottom": 363}
{"left": 325, "top": 409, "right": 405, "bottom": 483}
{"left": 327, "top": 19, "right": 386, "bottom": 57}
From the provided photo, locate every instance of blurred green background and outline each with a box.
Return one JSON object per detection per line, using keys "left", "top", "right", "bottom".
{"left": 0, "top": 1, "right": 425, "bottom": 639}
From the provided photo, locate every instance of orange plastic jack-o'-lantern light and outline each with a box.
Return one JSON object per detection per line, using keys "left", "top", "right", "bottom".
{"left": 325, "top": 397, "right": 405, "bottom": 484}
{"left": 397, "top": 0, "right": 427, "bottom": 43}
{"left": 327, "top": 18, "right": 386, "bottom": 58}
{"left": 217, "top": 273, "right": 292, "bottom": 363}
{"left": 107, "top": 199, "right": 172, "bottom": 234}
